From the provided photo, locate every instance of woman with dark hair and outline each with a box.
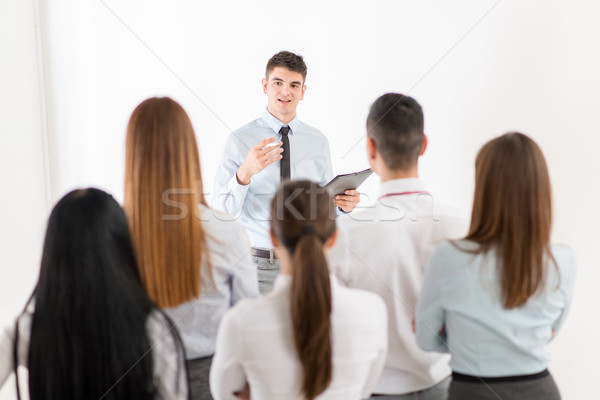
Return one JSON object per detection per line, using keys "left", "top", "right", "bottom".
{"left": 124, "top": 97, "right": 258, "bottom": 399}
{"left": 210, "top": 180, "right": 388, "bottom": 400}
{"left": 0, "top": 188, "right": 188, "bottom": 399}
{"left": 416, "top": 133, "right": 576, "bottom": 400}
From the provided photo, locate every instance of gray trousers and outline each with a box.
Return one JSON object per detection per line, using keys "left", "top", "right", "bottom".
{"left": 186, "top": 356, "right": 213, "bottom": 400}
{"left": 255, "top": 257, "right": 280, "bottom": 295}
{"left": 370, "top": 377, "right": 450, "bottom": 400}
{"left": 448, "top": 372, "right": 560, "bottom": 400}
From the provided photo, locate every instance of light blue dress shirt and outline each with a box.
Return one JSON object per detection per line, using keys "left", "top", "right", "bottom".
{"left": 213, "top": 110, "right": 334, "bottom": 248}
{"left": 415, "top": 240, "right": 576, "bottom": 377}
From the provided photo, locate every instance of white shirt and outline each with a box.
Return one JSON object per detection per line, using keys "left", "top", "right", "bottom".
{"left": 212, "top": 110, "right": 334, "bottom": 248}
{"left": 164, "top": 205, "right": 259, "bottom": 359}
{"left": 328, "top": 178, "right": 469, "bottom": 394}
{"left": 0, "top": 308, "right": 187, "bottom": 399}
{"left": 210, "top": 274, "right": 388, "bottom": 400}
{"left": 416, "top": 241, "right": 576, "bottom": 376}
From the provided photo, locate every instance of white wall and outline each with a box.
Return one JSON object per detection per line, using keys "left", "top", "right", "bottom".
{"left": 0, "top": 0, "right": 49, "bottom": 398}
{"left": 1, "top": 0, "right": 599, "bottom": 398}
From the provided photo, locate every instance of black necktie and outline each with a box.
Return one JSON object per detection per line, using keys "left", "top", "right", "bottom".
{"left": 280, "top": 126, "right": 290, "bottom": 181}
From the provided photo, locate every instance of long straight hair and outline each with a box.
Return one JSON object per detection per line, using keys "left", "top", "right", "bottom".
{"left": 124, "top": 97, "right": 211, "bottom": 308}
{"left": 270, "top": 180, "right": 337, "bottom": 400}
{"left": 22, "top": 188, "right": 185, "bottom": 399}
{"left": 466, "top": 132, "right": 555, "bottom": 308}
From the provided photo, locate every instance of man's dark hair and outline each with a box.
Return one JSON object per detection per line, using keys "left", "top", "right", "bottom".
{"left": 367, "top": 93, "right": 425, "bottom": 171}
{"left": 266, "top": 51, "right": 308, "bottom": 82}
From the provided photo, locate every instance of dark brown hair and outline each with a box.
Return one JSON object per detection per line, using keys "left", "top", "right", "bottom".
{"left": 270, "top": 180, "right": 336, "bottom": 400}
{"left": 124, "top": 97, "right": 211, "bottom": 308}
{"left": 466, "top": 132, "right": 555, "bottom": 308}
{"left": 266, "top": 50, "right": 307, "bottom": 82}
{"left": 367, "top": 93, "right": 425, "bottom": 171}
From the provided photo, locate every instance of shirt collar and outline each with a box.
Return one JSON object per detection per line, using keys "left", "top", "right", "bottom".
{"left": 262, "top": 108, "right": 299, "bottom": 135}
{"left": 377, "top": 178, "right": 428, "bottom": 199}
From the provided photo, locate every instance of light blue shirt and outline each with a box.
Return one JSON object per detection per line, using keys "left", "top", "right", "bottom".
{"left": 415, "top": 240, "right": 576, "bottom": 377}
{"left": 213, "top": 110, "right": 334, "bottom": 248}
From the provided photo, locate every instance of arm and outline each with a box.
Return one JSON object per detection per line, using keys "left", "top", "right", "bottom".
{"left": 550, "top": 249, "right": 577, "bottom": 340}
{"left": 210, "top": 310, "right": 247, "bottom": 400}
{"left": 229, "top": 223, "right": 259, "bottom": 305}
{"left": 147, "top": 312, "right": 188, "bottom": 400}
{"left": 213, "top": 135, "right": 282, "bottom": 217}
{"left": 0, "top": 312, "right": 31, "bottom": 390}
{"left": 361, "top": 298, "right": 388, "bottom": 399}
{"left": 415, "top": 248, "right": 448, "bottom": 353}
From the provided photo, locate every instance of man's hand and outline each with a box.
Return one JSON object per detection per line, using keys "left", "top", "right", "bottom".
{"left": 236, "top": 137, "right": 283, "bottom": 185}
{"left": 234, "top": 383, "right": 251, "bottom": 400}
{"left": 335, "top": 190, "right": 360, "bottom": 213}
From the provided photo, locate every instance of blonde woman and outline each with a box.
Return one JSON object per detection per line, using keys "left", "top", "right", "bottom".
{"left": 125, "top": 97, "right": 258, "bottom": 399}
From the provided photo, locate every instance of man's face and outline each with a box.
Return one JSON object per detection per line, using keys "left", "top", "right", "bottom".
{"left": 262, "top": 66, "right": 306, "bottom": 123}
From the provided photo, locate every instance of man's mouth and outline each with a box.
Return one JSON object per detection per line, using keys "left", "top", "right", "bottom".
{"left": 278, "top": 99, "right": 291, "bottom": 103}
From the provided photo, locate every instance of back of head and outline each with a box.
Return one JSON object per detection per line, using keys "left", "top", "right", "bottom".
{"left": 270, "top": 180, "right": 336, "bottom": 400}
{"left": 467, "top": 132, "right": 553, "bottom": 308}
{"left": 367, "top": 93, "right": 424, "bottom": 171}
{"left": 29, "top": 188, "right": 157, "bottom": 399}
{"left": 266, "top": 50, "right": 308, "bottom": 82}
{"left": 124, "top": 96, "right": 210, "bottom": 308}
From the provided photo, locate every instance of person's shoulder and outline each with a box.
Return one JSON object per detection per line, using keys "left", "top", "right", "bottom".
{"left": 200, "top": 205, "right": 245, "bottom": 234}
{"left": 229, "top": 118, "right": 263, "bottom": 139}
{"left": 551, "top": 244, "right": 577, "bottom": 275}
{"left": 297, "top": 120, "right": 327, "bottom": 138}
{"left": 334, "top": 279, "right": 386, "bottom": 316}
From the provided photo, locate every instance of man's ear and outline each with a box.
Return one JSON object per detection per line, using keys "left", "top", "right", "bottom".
{"left": 262, "top": 78, "right": 268, "bottom": 94}
{"left": 300, "top": 84, "right": 307, "bottom": 100}
{"left": 367, "top": 137, "right": 377, "bottom": 161}
{"left": 419, "top": 135, "right": 428, "bottom": 156}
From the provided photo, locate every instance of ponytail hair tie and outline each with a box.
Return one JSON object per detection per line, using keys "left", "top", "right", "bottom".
{"left": 299, "top": 225, "right": 317, "bottom": 237}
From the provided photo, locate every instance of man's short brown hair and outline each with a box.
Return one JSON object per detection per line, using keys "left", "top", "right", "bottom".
{"left": 367, "top": 93, "right": 425, "bottom": 171}
{"left": 266, "top": 51, "right": 308, "bottom": 82}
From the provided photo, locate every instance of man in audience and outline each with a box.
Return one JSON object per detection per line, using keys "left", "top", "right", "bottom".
{"left": 328, "top": 93, "right": 468, "bottom": 399}
{"left": 213, "top": 51, "right": 359, "bottom": 294}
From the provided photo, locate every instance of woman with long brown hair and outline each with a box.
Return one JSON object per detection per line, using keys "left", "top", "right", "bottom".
{"left": 416, "top": 133, "right": 576, "bottom": 400}
{"left": 124, "top": 97, "right": 258, "bottom": 399}
{"left": 210, "top": 180, "right": 388, "bottom": 400}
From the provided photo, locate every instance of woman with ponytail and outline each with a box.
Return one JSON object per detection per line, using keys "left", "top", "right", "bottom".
{"left": 210, "top": 180, "right": 388, "bottom": 400}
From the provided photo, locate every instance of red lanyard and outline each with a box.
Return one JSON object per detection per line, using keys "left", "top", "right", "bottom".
{"left": 378, "top": 191, "right": 429, "bottom": 200}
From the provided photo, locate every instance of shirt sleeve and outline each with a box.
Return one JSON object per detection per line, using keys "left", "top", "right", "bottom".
{"left": 212, "top": 133, "right": 251, "bottom": 217}
{"left": 229, "top": 223, "right": 259, "bottom": 305}
{"left": 415, "top": 245, "right": 448, "bottom": 353}
{"left": 360, "top": 297, "right": 388, "bottom": 399}
{"left": 146, "top": 311, "right": 188, "bottom": 400}
{"left": 0, "top": 312, "right": 31, "bottom": 390}
{"left": 210, "top": 309, "right": 247, "bottom": 400}
{"left": 320, "top": 135, "right": 334, "bottom": 186}
{"left": 327, "top": 223, "right": 352, "bottom": 286}
{"left": 550, "top": 249, "right": 577, "bottom": 339}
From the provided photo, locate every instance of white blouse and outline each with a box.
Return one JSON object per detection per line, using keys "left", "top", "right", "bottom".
{"left": 164, "top": 205, "right": 259, "bottom": 359}
{"left": 0, "top": 308, "right": 188, "bottom": 399}
{"left": 210, "top": 274, "right": 388, "bottom": 400}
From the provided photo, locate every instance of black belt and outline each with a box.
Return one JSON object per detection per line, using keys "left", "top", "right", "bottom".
{"left": 252, "top": 247, "right": 278, "bottom": 260}
{"left": 452, "top": 369, "right": 549, "bottom": 383}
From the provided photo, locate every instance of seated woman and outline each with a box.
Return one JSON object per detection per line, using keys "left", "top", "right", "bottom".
{"left": 210, "top": 180, "right": 388, "bottom": 400}
{"left": 124, "top": 97, "right": 258, "bottom": 400}
{"left": 415, "top": 132, "right": 576, "bottom": 400}
{"left": 0, "top": 188, "right": 187, "bottom": 399}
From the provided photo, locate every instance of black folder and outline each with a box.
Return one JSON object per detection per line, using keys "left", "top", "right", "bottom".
{"left": 325, "top": 168, "right": 373, "bottom": 195}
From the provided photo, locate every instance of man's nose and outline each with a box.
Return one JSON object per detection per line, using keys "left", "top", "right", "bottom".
{"left": 280, "top": 85, "right": 289, "bottom": 95}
